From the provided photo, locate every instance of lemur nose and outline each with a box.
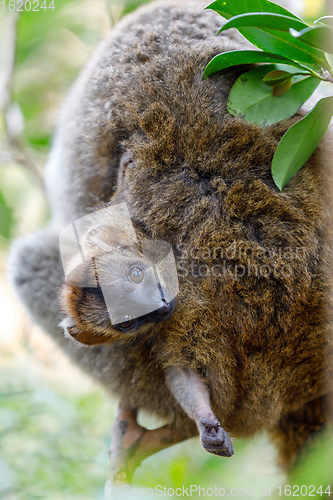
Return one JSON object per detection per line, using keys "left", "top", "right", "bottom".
{"left": 154, "top": 299, "right": 175, "bottom": 318}
{"left": 160, "top": 303, "right": 172, "bottom": 313}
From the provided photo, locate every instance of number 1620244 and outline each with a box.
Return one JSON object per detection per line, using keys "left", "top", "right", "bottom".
{"left": 277, "top": 485, "right": 331, "bottom": 497}
{"left": 1, "top": 0, "right": 55, "bottom": 11}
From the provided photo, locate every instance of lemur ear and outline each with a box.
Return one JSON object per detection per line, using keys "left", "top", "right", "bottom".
{"left": 85, "top": 225, "right": 136, "bottom": 250}
{"left": 61, "top": 317, "right": 110, "bottom": 346}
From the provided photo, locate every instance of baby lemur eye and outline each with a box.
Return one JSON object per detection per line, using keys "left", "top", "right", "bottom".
{"left": 116, "top": 316, "right": 137, "bottom": 332}
{"left": 120, "top": 152, "right": 134, "bottom": 171}
{"left": 119, "top": 319, "right": 135, "bottom": 329}
{"left": 128, "top": 265, "right": 146, "bottom": 284}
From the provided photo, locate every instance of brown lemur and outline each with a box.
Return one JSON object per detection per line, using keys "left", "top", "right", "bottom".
{"left": 8, "top": 0, "right": 333, "bottom": 484}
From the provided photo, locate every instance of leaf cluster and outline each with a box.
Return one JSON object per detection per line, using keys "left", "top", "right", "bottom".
{"left": 203, "top": 0, "right": 333, "bottom": 190}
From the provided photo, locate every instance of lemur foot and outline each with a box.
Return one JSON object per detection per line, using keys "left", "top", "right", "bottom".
{"left": 199, "top": 416, "right": 234, "bottom": 457}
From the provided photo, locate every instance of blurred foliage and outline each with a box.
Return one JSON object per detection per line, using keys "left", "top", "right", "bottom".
{"left": 0, "top": 0, "right": 333, "bottom": 498}
{"left": 0, "top": 378, "right": 111, "bottom": 499}
{"left": 0, "top": 189, "right": 14, "bottom": 240}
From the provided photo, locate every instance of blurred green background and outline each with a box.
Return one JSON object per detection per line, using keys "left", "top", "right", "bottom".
{"left": 0, "top": 0, "right": 332, "bottom": 498}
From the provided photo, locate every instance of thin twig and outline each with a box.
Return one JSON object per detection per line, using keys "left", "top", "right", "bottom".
{"left": 7, "top": 136, "right": 45, "bottom": 188}
{"left": 0, "top": 12, "right": 18, "bottom": 112}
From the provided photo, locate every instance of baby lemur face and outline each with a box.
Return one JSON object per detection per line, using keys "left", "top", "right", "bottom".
{"left": 61, "top": 224, "right": 175, "bottom": 345}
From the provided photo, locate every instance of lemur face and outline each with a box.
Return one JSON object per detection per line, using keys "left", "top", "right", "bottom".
{"left": 60, "top": 222, "right": 176, "bottom": 346}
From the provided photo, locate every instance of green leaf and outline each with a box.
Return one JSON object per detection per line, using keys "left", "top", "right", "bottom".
{"left": 314, "top": 16, "right": 333, "bottom": 27}
{"left": 237, "top": 28, "right": 328, "bottom": 70}
{"left": 272, "top": 77, "right": 293, "bottom": 96}
{"left": 326, "top": 52, "right": 333, "bottom": 68}
{"left": 218, "top": 12, "right": 308, "bottom": 35}
{"left": 202, "top": 50, "right": 306, "bottom": 79}
{"left": 290, "top": 25, "right": 333, "bottom": 54}
{"left": 227, "top": 65, "right": 320, "bottom": 126}
{"left": 206, "top": 0, "right": 302, "bottom": 21}
{"left": 206, "top": 1, "right": 329, "bottom": 70}
{"left": 272, "top": 96, "right": 333, "bottom": 190}
{"left": 263, "top": 69, "right": 304, "bottom": 86}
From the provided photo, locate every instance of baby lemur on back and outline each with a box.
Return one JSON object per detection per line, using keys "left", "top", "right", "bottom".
{"left": 9, "top": 0, "right": 333, "bottom": 484}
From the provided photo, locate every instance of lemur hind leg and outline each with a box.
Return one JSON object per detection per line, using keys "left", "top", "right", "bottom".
{"left": 166, "top": 367, "right": 234, "bottom": 457}
{"left": 108, "top": 406, "right": 195, "bottom": 486}
{"left": 108, "top": 367, "right": 235, "bottom": 486}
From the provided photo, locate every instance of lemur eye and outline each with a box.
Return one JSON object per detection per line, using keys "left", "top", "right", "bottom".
{"left": 119, "top": 319, "right": 135, "bottom": 330}
{"left": 117, "top": 315, "right": 137, "bottom": 332}
{"left": 120, "top": 152, "right": 134, "bottom": 171}
{"left": 128, "top": 266, "right": 145, "bottom": 284}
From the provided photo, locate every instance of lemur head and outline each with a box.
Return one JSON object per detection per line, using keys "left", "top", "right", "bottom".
{"left": 60, "top": 223, "right": 175, "bottom": 346}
